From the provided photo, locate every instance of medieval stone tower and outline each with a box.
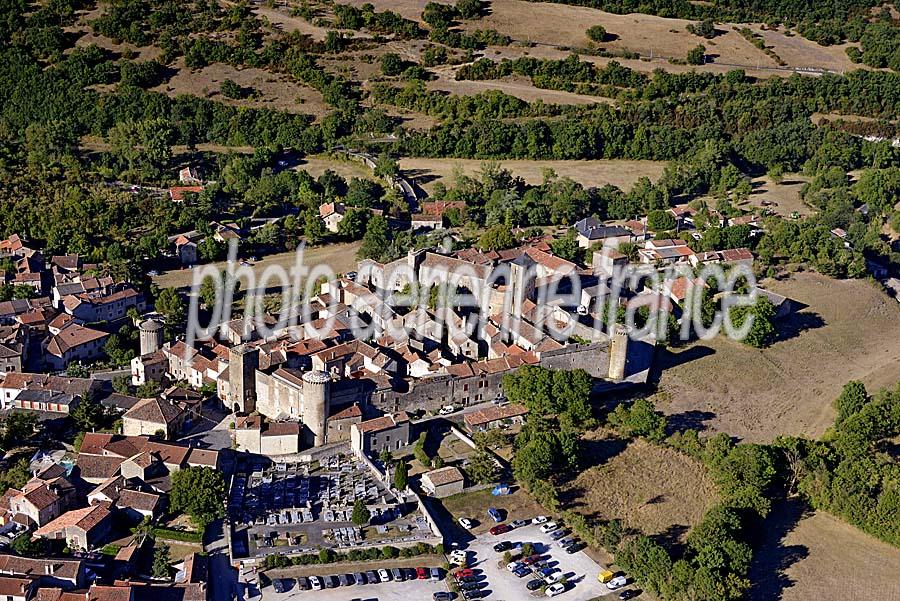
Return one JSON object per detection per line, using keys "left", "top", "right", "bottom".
{"left": 138, "top": 319, "right": 164, "bottom": 356}
{"left": 608, "top": 326, "right": 629, "bottom": 381}
{"left": 301, "top": 370, "right": 331, "bottom": 447}
{"left": 229, "top": 344, "right": 259, "bottom": 414}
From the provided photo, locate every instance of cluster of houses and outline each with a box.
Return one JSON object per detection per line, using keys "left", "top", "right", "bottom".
{"left": 0, "top": 236, "right": 145, "bottom": 372}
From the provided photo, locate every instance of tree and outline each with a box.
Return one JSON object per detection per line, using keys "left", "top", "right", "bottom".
{"left": 478, "top": 224, "right": 516, "bottom": 251}
{"left": 467, "top": 449, "right": 498, "bottom": 484}
{"left": 351, "top": 500, "right": 371, "bottom": 525}
{"left": 586, "top": 25, "right": 607, "bottom": 42}
{"left": 358, "top": 215, "right": 391, "bottom": 261}
{"left": 647, "top": 209, "right": 676, "bottom": 231}
{"left": 67, "top": 363, "right": 89, "bottom": 378}
{"left": 0, "top": 413, "right": 38, "bottom": 451}
{"left": 380, "top": 53, "right": 405, "bottom": 76}
{"left": 393, "top": 461, "right": 408, "bottom": 490}
{"left": 70, "top": 394, "right": 105, "bottom": 432}
{"left": 220, "top": 79, "right": 245, "bottom": 99}
{"left": 337, "top": 208, "right": 370, "bottom": 241}
{"left": 170, "top": 467, "right": 226, "bottom": 529}
{"left": 833, "top": 381, "right": 870, "bottom": 426}
{"left": 155, "top": 288, "right": 185, "bottom": 325}
{"left": 608, "top": 398, "right": 667, "bottom": 442}
{"left": 303, "top": 212, "right": 328, "bottom": 245}
{"left": 687, "top": 44, "right": 706, "bottom": 65}
{"left": 152, "top": 544, "right": 172, "bottom": 579}
{"left": 687, "top": 19, "right": 716, "bottom": 39}
{"left": 729, "top": 295, "right": 777, "bottom": 348}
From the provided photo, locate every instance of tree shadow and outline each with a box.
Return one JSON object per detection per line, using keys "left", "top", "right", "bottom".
{"left": 651, "top": 523, "right": 689, "bottom": 557}
{"left": 748, "top": 499, "right": 811, "bottom": 601}
{"left": 775, "top": 311, "right": 825, "bottom": 343}
{"left": 665, "top": 410, "right": 716, "bottom": 435}
{"left": 580, "top": 436, "right": 628, "bottom": 469}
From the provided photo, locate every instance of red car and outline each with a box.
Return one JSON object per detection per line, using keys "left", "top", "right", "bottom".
{"left": 416, "top": 567, "right": 427, "bottom": 580}
{"left": 454, "top": 568, "right": 474, "bottom": 579}
{"left": 521, "top": 554, "right": 542, "bottom": 566}
{"left": 489, "top": 524, "right": 511, "bottom": 535}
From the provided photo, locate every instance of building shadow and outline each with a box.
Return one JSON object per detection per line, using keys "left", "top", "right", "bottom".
{"left": 748, "top": 499, "right": 811, "bottom": 601}
{"left": 649, "top": 344, "right": 715, "bottom": 383}
{"left": 775, "top": 311, "right": 825, "bottom": 343}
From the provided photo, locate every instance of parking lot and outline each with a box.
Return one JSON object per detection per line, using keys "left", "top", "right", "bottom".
{"left": 257, "top": 571, "right": 450, "bottom": 601}
{"left": 461, "top": 524, "right": 615, "bottom": 600}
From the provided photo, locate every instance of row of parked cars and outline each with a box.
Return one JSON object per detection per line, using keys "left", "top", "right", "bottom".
{"left": 271, "top": 567, "right": 442, "bottom": 593}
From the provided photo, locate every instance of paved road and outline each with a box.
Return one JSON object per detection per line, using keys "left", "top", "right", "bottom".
{"left": 261, "top": 575, "right": 449, "bottom": 601}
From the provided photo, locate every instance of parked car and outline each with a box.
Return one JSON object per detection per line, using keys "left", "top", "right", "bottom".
{"left": 378, "top": 569, "right": 391, "bottom": 582}
{"left": 532, "top": 515, "right": 549, "bottom": 524}
{"left": 391, "top": 568, "right": 405, "bottom": 582}
{"left": 546, "top": 583, "right": 566, "bottom": 597}
{"left": 619, "top": 591, "right": 640, "bottom": 600}
{"left": 458, "top": 517, "right": 474, "bottom": 529}
{"left": 309, "top": 576, "right": 323, "bottom": 591}
{"left": 566, "top": 541, "right": 586, "bottom": 554}
{"left": 487, "top": 507, "right": 503, "bottom": 522}
{"left": 460, "top": 582, "right": 481, "bottom": 591}
{"left": 550, "top": 529, "right": 567, "bottom": 541}
{"left": 365, "top": 571, "right": 378, "bottom": 584}
{"left": 430, "top": 567, "right": 442, "bottom": 581}
{"left": 514, "top": 566, "right": 531, "bottom": 578}
{"left": 271, "top": 579, "right": 292, "bottom": 593}
{"left": 353, "top": 572, "right": 366, "bottom": 585}
{"left": 511, "top": 519, "right": 529, "bottom": 528}
{"left": 416, "top": 567, "right": 428, "bottom": 580}
{"left": 296, "top": 577, "right": 310, "bottom": 591}
{"left": 489, "top": 524, "right": 510, "bottom": 535}
{"left": 527, "top": 579, "right": 544, "bottom": 591}
{"left": 324, "top": 576, "right": 338, "bottom": 589}
{"left": 606, "top": 576, "right": 628, "bottom": 590}
{"left": 506, "top": 561, "right": 524, "bottom": 572}
{"left": 493, "top": 541, "right": 512, "bottom": 553}
{"left": 454, "top": 568, "right": 475, "bottom": 579}
{"left": 434, "top": 593, "right": 453, "bottom": 601}
{"left": 458, "top": 576, "right": 478, "bottom": 584}
{"left": 337, "top": 574, "right": 350, "bottom": 586}
{"left": 522, "top": 553, "right": 542, "bottom": 565}
{"left": 540, "top": 522, "right": 559, "bottom": 533}
{"left": 439, "top": 405, "right": 456, "bottom": 415}
{"left": 557, "top": 537, "right": 574, "bottom": 548}
{"left": 544, "top": 571, "right": 563, "bottom": 585}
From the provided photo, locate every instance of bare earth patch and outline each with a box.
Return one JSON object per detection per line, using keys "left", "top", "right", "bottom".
{"left": 562, "top": 437, "right": 717, "bottom": 543}
{"left": 399, "top": 158, "right": 666, "bottom": 193}
{"left": 750, "top": 501, "right": 900, "bottom": 601}
{"left": 749, "top": 25, "right": 863, "bottom": 73}
{"left": 427, "top": 71, "right": 613, "bottom": 105}
{"left": 656, "top": 272, "right": 900, "bottom": 442}
{"left": 152, "top": 60, "right": 329, "bottom": 118}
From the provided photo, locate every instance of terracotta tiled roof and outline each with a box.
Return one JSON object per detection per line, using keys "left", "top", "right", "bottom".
{"left": 34, "top": 504, "right": 111, "bottom": 537}
{"left": 169, "top": 186, "right": 204, "bottom": 202}
{"left": 423, "top": 466, "right": 464, "bottom": 486}
{"left": 464, "top": 403, "right": 528, "bottom": 428}
{"left": 0, "top": 554, "right": 82, "bottom": 580}
{"left": 328, "top": 404, "right": 362, "bottom": 420}
{"left": 116, "top": 489, "right": 161, "bottom": 513}
{"left": 355, "top": 412, "right": 410, "bottom": 434}
{"left": 76, "top": 455, "right": 124, "bottom": 481}
{"left": 0, "top": 576, "right": 32, "bottom": 597}
{"left": 87, "top": 585, "right": 132, "bottom": 601}
{"left": 47, "top": 324, "right": 108, "bottom": 356}
{"left": 123, "top": 398, "right": 184, "bottom": 426}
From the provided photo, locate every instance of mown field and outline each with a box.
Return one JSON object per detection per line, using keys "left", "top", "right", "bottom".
{"left": 655, "top": 272, "right": 900, "bottom": 442}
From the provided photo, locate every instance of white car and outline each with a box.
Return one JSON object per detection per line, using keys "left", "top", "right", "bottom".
{"left": 544, "top": 571, "right": 563, "bottom": 585}
{"left": 506, "top": 561, "right": 523, "bottom": 572}
{"left": 546, "top": 583, "right": 566, "bottom": 597}
{"left": 532, "top": 515, "right": 549, "bottom": 524}
{"left": 309, "top": 576, "right": 322, "bottom": 591}
{"left": 450, "top": 551, "right": 467, "bottom": 565}
{"left": 439, "top": 405, "right": 456, "bottom": 415}
{"left": 540, "top": 522, "right": 559, "bottom": 533}
{"left": 378, "top": 569, "right": 391, "bottom": 582}
{"left": 606, "top": 576, "right": 628, "bottom": 590}
{"left": 458, "top": 517, "right": 473, "bottom": 529}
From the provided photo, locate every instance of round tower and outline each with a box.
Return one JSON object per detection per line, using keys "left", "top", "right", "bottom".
{"left": 138, "top": 319, "right": 164, "bottom": 356}
{"left": 301, "top": 370, "right": 331, "bottom": 447}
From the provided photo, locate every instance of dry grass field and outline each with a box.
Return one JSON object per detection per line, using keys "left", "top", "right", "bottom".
{"left": 656, "top": 272, "right": 900, "bottom": 443}
{"left": 399, "top": 158, "right": 666, "bottom": 193}
{"left": 467, "top": 0, "right": 776, "bottom": 66}
{"left": 151, "top": 61, "right": 330, "bottom": 118}
{"left": 748, "top": 25, "right": 862, "bottom": 73}
{"left": 442, "top": 487, "right": 546, "bottom": 535}
{"left": 562, "top": 437, "right": 718, "bottom": 544}
{"left": 750, "top": 501, "right": 900, "bottom": 601}
{"left": 744, "top": 174, "right": 815, "bottom": 218}
{"left": 151, "top": 241, "right": 362, "bottom": 290}
{"left": 427, "top": 71, "right": 614, "bottom": 105}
